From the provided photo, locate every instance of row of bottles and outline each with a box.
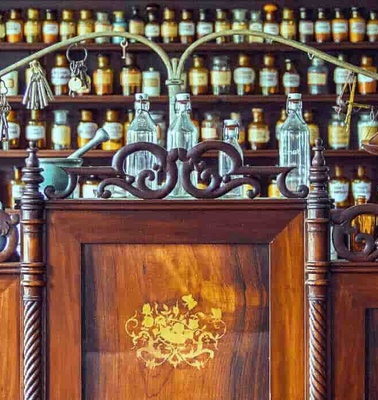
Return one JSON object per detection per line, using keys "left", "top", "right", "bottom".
{"left": 0, "top": 6, "right": 377, "bottom": 44}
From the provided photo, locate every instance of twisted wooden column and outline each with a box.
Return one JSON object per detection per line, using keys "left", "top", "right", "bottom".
{"left": 306, "top": 138, "right": 331, "bottom": 400}
{"left": 21, "top": 141, "right": 45, "bottom": 400}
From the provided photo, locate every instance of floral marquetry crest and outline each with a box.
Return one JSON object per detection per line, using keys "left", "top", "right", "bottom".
{"left": 125, "top": 294, "right": 226, "bottom": 370}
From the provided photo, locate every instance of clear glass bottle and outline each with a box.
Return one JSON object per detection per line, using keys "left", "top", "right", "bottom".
{"left": 42, "top": 9, "right": 59, "bottom": 44}
{"left": 234, "top": 54, "right": 255, "bottom": 95}
{"left": 7, "top": 110, "right": 20, "bottom": 149}
{"left": 315, "top": 8, "right": 331, "bottom": 43}
{"left": 59, "top": 9, "right": 76, "bottom": 41}
{"left": 161, "top": 7, "right": 178, "bottom": 43}
{"left": 51, "top": 110, "right": 71, "bottom": 150}
{"left": 249, "top": 10, "right": 263, "bottom": 43}
{"left": 367, "top": 11, "right": 378, "bottom": 43}
{"left": 307, "top": 57, "right": 329, "bottom": 95}
{"left": 101, "top": 109, "right": 123, "bottom": 150}
{"left": 201, "top": 111, "right": 221, "bottom": 140}
{"left": 77, "top": 110, "right": 98, "bottom": 148}
{"left": 299, "top": 7, "right": 314, "bottom": 43}
{"left": 81, "top": 175, "right": 101, "bottom": 199}
{"left": 349, "top": 7, "right": 366, "bottom": 43}
{"left": 333, "top": 53, "right": 353, "bottom": 95}
{"left": 126, "top": 93, "right": 158, "bottom": 189}
{"left": 2, "top": 70, "right": 18, "bottom": 96}
{"left": 24, "top": 8, "right": 41, "bottom": 43}
{"left": 275, "top": 108, "right": 287, "bottom": 143}
{"left": 329, "top": 165, "right": 350, "bottom": 208}
{"left": 142, "top": 67, "right": 161, "bottom": 97}
{"left": 358, "top": 111, "right": 378, "bottom": 148}
{"left": 197, "top": 9, "right": 213, "bottom": 39}
{"left": 259, "top": 53, "right": 279, "bottom": 95}
{"left": 211, "top": 56, "right": 231, "bottom": 95}
{"left": 279, "top": 93, "right": 310, "bottom": 192}
{"left": 129, "top": 6, "right": 145, "bottom": 42}
{"left": 120, "top": 52, "right": 142, "bottom": 96}
{"left": 9, "top": 166, "right": 25, "bottom": 209}
{"left": 332, "top": 8, "right": 348, "bottom": 43}
{"left": 219, "top": 119, "right": 243, "bottom": 199}
{"left": 144, "top": 4, "right": 160, "bottom": 42}
{"left": 95, "top": 12, "right": 111, "bottom": 44}
{"left": 230, "top": 112, "right": 246, "bottom": 148}
{"left": 215, "top": 9, "right": 230, "bottom": 44}
{"left": 6, "top": 9, "right": 23, "bottom": 43}
{"left": 112, "top": 11, "right": 127, "bottom": 44}
{"left": 150, "top": 110, "right": 166, "bottom": 147}
{"left": 51, "top": 54, "right": 70, "bottom": 96}
{"left": 123, "top": 109, "right": 134, "bottom": 144}
{"left": 280, "top": 8, "right": 297, "bottom": 40}
{"left": 263, "top": 4, "right": 279, "bottom": 38}
{"left": 352, "top": 165, "right": 372, "bottom": 202}
{"left": 303, "top": 110, "right": 320, "bottom": 147}
{"left": 26, "top": 110, "right": 46, "bottom": 149}
{"left": 248, "top": 108, "right": 270, "bottom": 150}
{"left": 77, "top": 10, "right": 94, "bottom": 43}
{"left": 282, "top": 59, "right": 300, "bottom": 95}
{"left": 328, "top": 112, "right": 349, "bottom": 149}
{"left": 358, "top": 56, "right": 377, "bottom": 95}
{"left": 179, "top": 9, "right": 195, "bottom": 44}
{"left": 93, "top": 54, "right": 114, "bottom": 95}
{"left": 189, "top": 55, "right": 209, "bottom": 95}
{"left": 232, "top": 8, "right": 248, "bottom": 43}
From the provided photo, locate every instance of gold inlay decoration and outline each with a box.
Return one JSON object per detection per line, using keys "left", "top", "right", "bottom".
{"left": 125, "top": 294, "right": 226, "bottom": 370}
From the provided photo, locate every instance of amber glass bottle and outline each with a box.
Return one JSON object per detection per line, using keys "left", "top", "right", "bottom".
{"left": 350, "top": 196, "right": 376, "bottom": 252}
{"left": 9, "top": 167, "right": 25, "bottom": 209}
{"left": 315, "top": 8, "right": 331, "bottom": 43}
{"left": 6, "top": 9, "right": 23, "bottom": 43}
{"left": 275, "top": 108, "right": 287, "bottom": 143}
{"left": 161, "top": 8, "right": 178, "bottom": 43}
{"left": 60, "top": 9, "right": 76, "bottom": 41}
{"left": 24, "top": 9, "right": 41, "bottom": 43}
{"left": 280, "top": 8, "right": 297, "bottom": 40}
{"left": 329, "top": 165, "right": 350, "bottom": 208}
{"left": 7, "top": 110, "right": 20, "bottom": 149}
{"left": 120, "top": 53, "right": 142, "bottom": 96}
{"left": 248, "top": 108, "right": 270, "bottom": 150}
{"left": 77, "top": 10, "right": 94, "bottom": 43}
{"left": 145, "top": 4, "right": 160, "bottom": 42}
{"left": 215, "top": 9, "right": 230, "bottom": 44}
{"left": 51, "top": 54, "right": 70, "bottom": 96}
{"left": 263, "top": 4, "right": 279, "bottom": 37}
{"left": 328, "top": 112, "right": 349, "bottom": 149}
{"left": 197, "top": 9, "right": 213, "bottom": 39}
{"left": 352, "top": 165, "right": 372, "bottom": 203}
{"left": 179, "top": 9, "right": 195, "bottom": 44}
{"left": 303, "top": 110, "right": 320, "bottom": 147}
{"left": 77, "top": 110, "right": 98, "bottom": 148}
{"left": 129, "top": 6, "right": 144, "bottom": 42}
{"left": 42, "top": 9, "right": 59, "bottom": 44}
{"left": 93, "top": 55, "right": 114, "bottom": 95}
{"left": 332, "top": 8, "right": 348, "bottom": 43}
{"left": 233, "top": 54, "right": 255, "bottom": 95}
{"left": 349, "top": 7, "right": 366, "bottom": 43}
{"left": 367, "top": 11, "right": 378, "bottom": 43}
{"left": 123, "top": 110, "right": 135, "bottom": 144}
{"left": 102, "top": 110, "right": 123, "bottom": 150}
{"left": 358, "top": 56, "right": 377, "bottom": 95}
{"left": 298, "top": 7, "right": 314, "bottom": 43}
{"left": 189, "top": 55, "right": 209, "bottom": 95}
{"left": 282, "top": 59, "right": 300, "bottom": 95}
{"left": 259, "top": 54, "right": 278, "bottom": 95}
{"left": 26, "top": 110, "right": 46, "bottom": 149}
{"left": 230, "top": 112, "right": 246, "bottom": 148}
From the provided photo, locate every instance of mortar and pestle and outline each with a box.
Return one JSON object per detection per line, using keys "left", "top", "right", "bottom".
{"left": 39, "top": 128, "right": 110, "bottom": 195}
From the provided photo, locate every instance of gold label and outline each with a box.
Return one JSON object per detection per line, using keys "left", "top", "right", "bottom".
{"left": 121, "top": 71, "right": 142, "bottom": 86}
{"left": 125, "top": 294, "right": 226, "bottom": 369}
{"left": 308, "top": 72, "right": 327, "bottom": 85}
{"left": 52, "top": 126, "right": 71, "bottom": 146}
{"left": 189, "top": 70, "right": 208, "bottom": 86}
{"left": 211, "top": 70, "right": 231, "bottom": 86}
{"left": 161, "top": 23, "right": 178, "bottom": 37}
{"left": 281, "top": 23, "right": 296, "bottom": 37}
{"left": 25, "top": 21, "right": 40, "bottom": 35}
{"left": 129, "top": 20, "right": 144, "bottom": 35}
{"left": 248, "top": 127, "right": 269, "bottom": 143}
{"left": 94, "top": 70, "right": 112, "bottom": 85}
{"left": 77, "top": 22, "right": 93, "bottom": 35}
{"left": 309, "top": 125, "right": 320, "bottom": 146}
{"left": 328, "top": 126, "right": 349, "bottom": 148}
{"left": 232, "top": 22, "right": 247, "bottom": 30}
{"left": 60, "top": 22, "right": 75, "bottom": 36}
{"left": 201, "top": 126, "right": 218, "bottom": 139}
{"left": 215, "top": 21, "right": 230, "bottom": 32}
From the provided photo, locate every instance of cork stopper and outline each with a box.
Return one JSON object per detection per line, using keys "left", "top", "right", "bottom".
{"left": 80, "top": 110, "right": 94, "bottom": 121}
{"left": 105, "top": 109, "right": 119, "bottom": 122}
{"left": 238, "top": 54, "right": 251, "bottom": 67}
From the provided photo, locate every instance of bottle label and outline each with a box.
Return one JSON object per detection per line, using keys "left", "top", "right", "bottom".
{"left": 161, "top": 24, "right": 178, "bottom": 38}
{"left": 308, "top": 72, "right": 327, "bottom": 85}
{"left": 211, "top": 70, "right": 231, "bottom": 86}
{"left": 215, "top": 21, "right": 230, "bottom": 32}
{"left": 43, "top": 23, "right": 59, "bottom": 35}
{"left": 121, "top": 71, "right": 142, "bottom": 86}
{"left": 52, "top": 125, "right": 71, "bottom": 146}
{"left": 51, "top": 67, "right": 70, "bottom": 85}
{"left": 60, "top": 22, "right": 75, "bottom": 36}
{"left": 103, "top": 122, "right": 123, "bottom": 139}
{"left": 6, "top": 21, "right": 21, "bottom": 35}
{"left": 26, "top": 125, "right": 45, "bottom": 140}
{"left": 12, "top": 184, "right": 24, "bottom": 201}
{"left": 248, "top": 127, "right": 269, "bottom": 143}
{"left": 8, "top": 122, "right": 20, "bottom": 140}
{"left": 25, "top": 22, "right": 40, "bottom": 36}
{"left": 78, "top": 122, "right": 98, "bottom": 139}
{"left": 197, "top": 22, "right": 213, "bottom": 36}
{"left": 189, "top": 70, "right": 208, "bottom": 86}
{"left": 94, "top": 70, "right": 113, "bottom": 85}
{"left": 260, "top": 70, "right": 278, "bottom": 87}
{"left": 3, "top": 71, "right": 18, "bottom": 95}
{"left": 352, "top": 181, "right": 371, "bottom": 201}
{"left": 315, "top": 21, "right": 331, "bottom": 34}
{"left": 82, "top": 182, "right": 99, "bottom": 199}
{"left": 283, "top": 72, "right": 300, "bottom": 87}
{"left": 358, "top": 73, "right": 374, "bottom": 83}
{"left": 334, "top": 67, "right": 351, "bottom": 84}
{"left": 329, "top": 182, "right": 349, "bottom": 202}
{"left": 332, "top": 21, "right": 348, "bottom": 33}
{"left": 145, "top": 24, "right": 160, "bottom": 37}
{"left": 367, "top": 23, "right": 378, "bottom": 35}
{"left": 281, "top": 23, "right": 296, "bottom": 37}
{"left": 233, "top": 67, "right": 255, "bottom": 85}
{"left": 232, "top": 22, "right": 247, "bottom": 30}
{"left": 309, "top": 125, "right": 320, "bottom": 146}
{"left": 95, "top": 22, "right": 111, "bottom": 33}
{"left": 351, "top": 21, "right": 366, "bottom": 34}
{"left": 249, "top": 22, "right": 263, "bottom": 32}
{"left": 328, "top": 126, "right": 349, "bottom": 148}
{"left": 263, "top": 23, "right": 279, "bottom": 35}
{"left": 299, "top": 21, "right": 314, "bottom": 35}
{"left": 143, "top": 72, "right": 160, "bottom": 95}
{"left": 179, "top": 21, "right": 195, "bottom": 36}
{"left": 201, "top": 127, "right": 218, "bottom": 139}
{"left": 78, "top": 24, "right": 93, "bottom": 35}
{"left": 113, "top": 23, "right": 126, "bottom": 33}
{"left": 129, "top": 20, "right": 144, "bottom": 35}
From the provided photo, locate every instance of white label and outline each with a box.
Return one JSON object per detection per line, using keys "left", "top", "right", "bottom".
{"left": 367, "top": 24, "right": 378, "bottom": 35}
{"left": 334, "top": 67, "right": 351, "bottom": 84}
{"left": 352, "top": 181, "right": 371, "bottom": 201}
{"left": 3, "top": 71, "right": 18, "bottom": 95}
{"left": 329, "top": 182, "right": 349, "bottom": 202}
{"left": 248, "top": 127, "right": 269, "bottom": 143}
{"left": 78, "top": 122, "right": 98, "bottom": 139}
{"left": 179, "top": 21, "right": 195, "bottom": 36}
{"left": 6, "top": 21, "right": 21, "bottom": 35}
{"left": 358, "top": 73, "right": 374, "bottom": 83}
{"left": 52, "top": 126, "right": 71, "bottom": 145}
{"left": 201, "top": 127, "right": 218, "bottom": 139}
{"left": 260, "top": 70, "right": 278, "bottom": 87}
{"left": 26, "top": 125, "right": 45, "bottom": 140}
{"left": 332, "top": 21, "right": 348, "bottom": 34}
{"left": 8, "top": 122, "right": 20, "bottom": 140}
{"left": 234, "top": 67, "right": 255, "bottom": 84}
{"left": 351, "top": 21, "right": 366, "bottom": 34}
{"left": 43, "top": 23, "right": 59, "bottom": 35}
{"left": 249, "top": 22, "right": 262, "bottom": 32}
{"left": 315, "top": 21, "right": 331, "bottom": 34}
{"left": 12, "top": 184, "right": 24, "bottom": 200}
{"left": 283, "top": 72, "right": 300, "bottom": 87}
{"left": 51, "top": 67, "right": 70, "bottom": 85}
{"left": 142, "top": 71, "right": 160, "bottom": 96}
{"left": 263, "top": 22, "right": 279, "bottom": 35}
{"left": 103, "top": 122, "right": 122, "bottom": 139}
{"left": 299, "top": 21, "right": 314, "bottom": 35}
{"left": 145, "top": 24, "right": 160, "bottom": 38}
{"left": 197, "top": 22, "right": 213, "bottom": 36}
{"left": 82, "top": 183, "right": 99, "bottom": 198}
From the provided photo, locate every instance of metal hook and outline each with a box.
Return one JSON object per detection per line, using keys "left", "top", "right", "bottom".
{"left": 308, "top": 53, "right": 314, "bottom": 61}
{"left": 66, "top": 43, "right": 88, "bottom": 63}
{"left": 120, "top": 38, "right": 129, "bottom": 60}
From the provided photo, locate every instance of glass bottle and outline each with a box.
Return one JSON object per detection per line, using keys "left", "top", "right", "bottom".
{"left": 77, "top": 10, "right": 94, "bottom": 43}
{"left": 367, "top": 11, "right": 378, "bottom": 43}
{"left": 24, "top": 9, "right": 41, "bottom": 43}
{"left": 350, "top": 196, "right": 376, "bottom": 252}
{"left": 77, "top": 110, "right": 98, "bottom": 148}
{"left": 328, "top": 112, "right": 349, "bottom": 149}
{"left": 59, "top": 9, "right": 76, "bottom": 41}
{"left": 144, "top": 4, "right": 160, "bottom": 42}
{"left": 219, "top": 119, "right": 243, "bottom": 199}
{"left": 329, "top": 165, "right": 350, "bottom": 208}
{"left": 167, "top": 93, "right": 199, "bottom": 198}
{"left": 279, "top": 93, "right": 310, "bottom": 192}
{"left": 358, "top": 111, "right": 378, "bottom": 148}
{"left": 307, "top": 57, "right": 329, "bottom": 95}
{"left": 120, "top": 52, "right": 142, "bottom": 96}
{"left": 233, "top": 54, "right": 255, "bottom": 95}
{"left": 6, "top": 9, "right": 23, "bottom": 43}
{"left": 358, "top": 56, "right": 377, "bottom": 95}
{"left": 332, "top": 8, "right": 348, "bottom": 43}
{"left": 93, "top": 54, "right": 114, "bottom": 96}
{"left": 129, "top": 6, "right": 145, "bottom": 42}
{"left": 81, "top": 175, "right": 101, "bottom": 199}
{"left": 142, "top": 67, "right": 161, "bottom": 97}
{"left": 215, "top": 9, "right": 230, "bottom": 44}
{"left": 232, "top": 8, "right": 248, "bottom": 44}
{"left": 201, "top": 111, "right": 221, "bottom": 141}
{"left": 94, "top": 12, "right": 111, "bottom": 44}
{"left": 26, "top": 110, "right": 46, "bottom": 149}
{"left": 101, "top": 109, "right": 123, "bottom": 150}
{"left": 333, "top": 54, "right": 353, "bottom": 95}
{"left": 51, "top": 110, "right": 71, "bottom": 150}
{"left": 230, "top": 112, "right": 246, "bottom": 148}
{"left": 303, "top": 110, "right": 320, "bottom": 147}
{"left": 263, "top": 4, "right": 279, "bottom": 38}
{"left": 197, "top": 9, "right": 213, "bottom": 39}
{"left": 112, "top": 11, "right": 127, "bottom": 44}
{"left": 211, "top": 56, "right": 231, "bottom": 95}
{"left": 9, "top": 167, "right": 25, "bottom": 209}
{"left": 275, "top": 108, "right": 287, "bottom": 144}
{"left": 280, "top": 8, "right": 297, "bottom": 40}
{"left": 123, "top": 109, "right": 134, "bottom": 144}
{"left": 2, "top": 71, "right": 18, "bottom": 96}
{"left": 352, "top": 165, "right": 372, "bottom": 202}
{"left": 179, "top": 9, "right": 195, "bottom": 44}
{"left": 7, "top": 110, "right": 20, "bottom": 149}
{"left": 299, "top": 7, "right": 314, "bottom": 43}
{"left": 248, "top": 10, "right": 263, "bottom": 43}
{"left": 42, "top": 9, "right": 58, "bottom": 44}
{"left": 150, "top": 110, "right": 166, "bottom": 147}
{"left": 349, "top": 7, "right": 366, "bottom": 43}
{"left": 161, "top": 7, "right": 178, "bottom": 43}
{"left": 268, "top": 178, "right": 281, "bottom": 198}
{"left": 282, "top": 59, "right": 300, "bottom": 95}
{"left": 189, "top": 55, "right": 209, "bottom": 95}
{"left": 248, "top": 108, "right": 270, "bottom": 150}
{"left": 315, "top": 8, "right": 331, "bottom": 43}
{"left": 51, "top": 54, "right": 70, "bottom": 96}
{"left": 259, "top": 54, "right": 279, "bottom": 95}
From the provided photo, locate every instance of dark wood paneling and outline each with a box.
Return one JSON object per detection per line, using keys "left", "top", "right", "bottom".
{"left": 366, "top": 309, "right": 378, "bottom": 399}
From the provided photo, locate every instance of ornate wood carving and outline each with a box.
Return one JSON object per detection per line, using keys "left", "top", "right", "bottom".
{"left": 306, "top": 138, "right": 331, "bottom": 400}
{"left": 20, "top": 141, "right": 45, "bottom": 400}
{"left": 0, "top": 210, "right": 19, "bottom": 262}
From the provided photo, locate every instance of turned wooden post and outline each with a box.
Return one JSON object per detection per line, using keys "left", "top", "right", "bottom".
{"left": 21, "top": 142, "right": 45, "bottom": 400}
{"left": 306, "top": 139, "right": 331, "bottom": 400}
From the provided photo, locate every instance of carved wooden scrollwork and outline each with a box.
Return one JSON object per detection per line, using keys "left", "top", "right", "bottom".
{"left": 0, "top": 210, "right": 19, "bottom": 262}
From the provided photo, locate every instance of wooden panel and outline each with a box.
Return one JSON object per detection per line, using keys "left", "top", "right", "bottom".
{"left": 366, "top": 309, "right": 378, "bottom": 399}
{"left": 0, "top": 276, "right": 20, "bottom": 400}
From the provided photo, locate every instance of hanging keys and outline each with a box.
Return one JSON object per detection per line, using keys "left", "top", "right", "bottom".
{"left": 0, "top": 79, "right": 11, "bottom": 147}
{"left": 66, "top": 44, "right": 89, "bottom": 97}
